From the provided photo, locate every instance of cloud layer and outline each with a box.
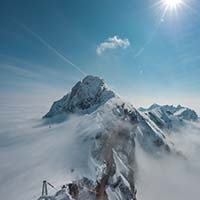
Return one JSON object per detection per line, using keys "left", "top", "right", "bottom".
{"left": 136, "top": 122, "right": 200, "bottom": 200}
{"left": 96, "top": 35, "right": 130, "bottom": 55}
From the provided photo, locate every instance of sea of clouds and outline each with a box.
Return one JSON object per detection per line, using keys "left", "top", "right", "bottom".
{"left": 0, "top": 98, "right": 200, "bottom": 200}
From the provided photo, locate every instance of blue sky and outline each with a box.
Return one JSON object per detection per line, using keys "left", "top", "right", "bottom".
{"left": 0, "top": 0, "right": 200, "bottom": 113}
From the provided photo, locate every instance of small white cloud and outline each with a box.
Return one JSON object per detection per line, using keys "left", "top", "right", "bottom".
{"left": 96, "top": 35, "right": 130, "bottom": 55}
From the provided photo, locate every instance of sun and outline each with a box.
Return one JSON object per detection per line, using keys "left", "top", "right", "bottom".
{"left": 162, "top": 0, "right": 184, "bottom": 11}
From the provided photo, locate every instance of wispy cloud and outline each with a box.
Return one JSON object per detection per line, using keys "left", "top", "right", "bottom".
{"left": 96, "top": 35, "right": 130, "bottom": 55}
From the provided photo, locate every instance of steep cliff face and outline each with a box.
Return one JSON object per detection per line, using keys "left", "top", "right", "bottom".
{"left": 70, "top": 124, "right": 137, "bottom": 200}
{"left": 88, "top": 104, "right": 138, "bottom": 200}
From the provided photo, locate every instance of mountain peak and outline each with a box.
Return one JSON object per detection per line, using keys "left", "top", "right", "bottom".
{"left": 44, "top": 75, "right": 115, "bottom": 118}
{"left": 149, "top": 103, "right": 161, "bottom": 110}
{"left": 140, "top": 103, "right": 198, "bottom": 124}
{"left": 82, "top": 75, "right": 104, "bottom": 85}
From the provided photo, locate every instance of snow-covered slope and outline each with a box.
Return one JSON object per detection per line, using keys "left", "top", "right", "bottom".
{"left": 44, "top": 97, "right": 138, "bottom": 200}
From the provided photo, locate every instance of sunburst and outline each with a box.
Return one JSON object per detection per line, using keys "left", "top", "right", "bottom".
{"left": 161, "top": 0, "right": 184, "bottom": 11}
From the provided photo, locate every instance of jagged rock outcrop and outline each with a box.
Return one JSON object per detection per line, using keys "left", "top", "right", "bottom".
{"left": 44, "top": 75, "right": 115, "bottom": 118}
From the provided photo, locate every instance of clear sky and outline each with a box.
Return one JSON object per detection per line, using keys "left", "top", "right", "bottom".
{"left": 0, "top": 0, "right": 200, "bottom": 113}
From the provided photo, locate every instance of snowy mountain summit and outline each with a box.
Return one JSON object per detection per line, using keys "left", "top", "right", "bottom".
{"left": 42, "top": 75, "right": 198, "bottom": 200}
{"left": 139, "top": 104, "right": 198, "bottom": 122}
{"left": 174, "top": 106, "right": 198, "bottom": 121}
{"left": 139, "top": 104, "right": 198, "bottom": 131}
{"left": 44, "top": 75, "right": 115, "bottom": 118}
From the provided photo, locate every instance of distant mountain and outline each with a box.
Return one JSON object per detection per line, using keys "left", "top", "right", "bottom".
{"left": 43, "top": 75, "right": 198, "bottom": 200}
{"left": 139, "top": 104, "right": 198, "bottom": 130}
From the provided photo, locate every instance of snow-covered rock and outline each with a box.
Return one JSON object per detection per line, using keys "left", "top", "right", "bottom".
{"left": 45, "top": 75, "right": 173, "bottom": 154}
{"left": 44, "top": 75, "right": 115, "bottom": 118}
{"left": 45, "top": 76, "right": 180, "bottom": 154}
{"left": 42, "top": 76, "right": 140, "bottom": 199}
{"left": 174, "top": 107, "right": 198, "bottom": 121}
{"left": 139, "top": 104, "right": 198, "bottom": 131}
